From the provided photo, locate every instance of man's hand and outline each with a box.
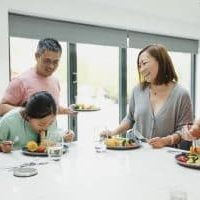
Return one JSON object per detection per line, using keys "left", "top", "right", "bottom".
{"left": 59, "top": 106, "right": 78, "bottom": 116}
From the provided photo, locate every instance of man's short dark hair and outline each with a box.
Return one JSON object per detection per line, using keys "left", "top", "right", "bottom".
{"left": 36, "top": 38, "right": 62, "bottom": 54}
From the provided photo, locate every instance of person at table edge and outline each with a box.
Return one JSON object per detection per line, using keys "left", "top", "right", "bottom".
{"left": 0, "top": 91, "right": 74, "bottom": 153}
{"left": 101, "top": 44, "right": 192, "bottom": 149}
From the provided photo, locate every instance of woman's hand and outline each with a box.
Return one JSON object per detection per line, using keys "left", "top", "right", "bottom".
{"left": 64, "top": 130, "right": 75, "bottom": 142}
{"left": 99, "top": 129, "right": 113, "bottom": 138}
{"left": 148, "top": 137, "right": 169, "bottom": 148}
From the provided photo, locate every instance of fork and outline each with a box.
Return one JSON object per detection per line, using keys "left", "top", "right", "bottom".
{"left": 0, "top": 161, "right": 49, "bottom": 171}
{"left": 184, "top": 123, "right": 198, "bottom": 152}
{"left": 193, "top": 139, "right": 197, "bottom": 152}
{"left": 184, "top": 123, "right": 197, "bottom": 151}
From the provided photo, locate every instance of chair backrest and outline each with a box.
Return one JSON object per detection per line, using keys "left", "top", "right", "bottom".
{"left": 178, "top": 140, "right": 192, "bottom": 150}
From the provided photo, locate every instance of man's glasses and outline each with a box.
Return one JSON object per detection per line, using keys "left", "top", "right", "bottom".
{"left": 42, "top": 58, "right": 59, "bottom": 66}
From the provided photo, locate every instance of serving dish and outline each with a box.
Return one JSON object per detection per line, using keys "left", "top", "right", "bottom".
{"left": 73, "top": 104, "right": 100, "bottom": 112}
{"left": 175, "top": 152, "right": 200, "bottom": 169}
{"left": 105, "top": 137, "right": 141, "bottom": 150}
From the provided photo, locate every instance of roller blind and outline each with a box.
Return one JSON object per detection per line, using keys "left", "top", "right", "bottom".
{"left": 128, "top": 31, "right": 198, "bottom": 53}
{"left": 9, "top": 14, "right": 127, "bottom": 48}
{"left": 9, "top": 13, "right": 198, "bottom": 53}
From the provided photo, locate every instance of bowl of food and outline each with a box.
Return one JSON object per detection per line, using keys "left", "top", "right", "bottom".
{"left": 73, "top": 103, "right": 100, "bottom": 111}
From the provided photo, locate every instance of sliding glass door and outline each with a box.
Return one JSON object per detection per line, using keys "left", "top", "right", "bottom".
{"left": 76, "top": 43, "right": 119, "bottom": 142}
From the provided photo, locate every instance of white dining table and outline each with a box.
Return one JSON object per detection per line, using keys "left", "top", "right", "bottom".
{"left": 0, "top": 141, "right": 199, "bottom": 200}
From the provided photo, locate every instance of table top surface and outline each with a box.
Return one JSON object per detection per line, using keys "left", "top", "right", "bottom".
{"left": 0, "top": 141, "right": 199, "bottom": 200}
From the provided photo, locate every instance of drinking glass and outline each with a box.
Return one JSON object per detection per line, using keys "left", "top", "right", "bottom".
{"left": 94, "top": 127, "right": 106, "bottom": 153}
{"left": 169, "top": 187, "right": 187, "bottom": 200}
{"left": 47, "top": 130, "right": 64, "bottom": 161}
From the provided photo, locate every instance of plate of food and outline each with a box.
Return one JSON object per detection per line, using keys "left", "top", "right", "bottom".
{"left": 73, "top": 103, "right": 100, "bottom": 112}
{"left": 22, "top": 141, "right": 68, "bottom": 156}
{"left": 175, "top": 152, "right": 200, "bottom": 169}
{"left": 104, "top": 137, "right": 141, "bottom": 150}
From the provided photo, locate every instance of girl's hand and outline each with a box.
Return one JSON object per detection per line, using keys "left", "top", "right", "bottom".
{"left": 0, "top": 141, "right": 13, "bottom": 153}
{"left": 64, "top": 130, "right": 75, "bottom": 142}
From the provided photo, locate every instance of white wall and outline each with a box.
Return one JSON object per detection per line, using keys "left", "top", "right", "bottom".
{"left": 0, "top": 3, "right": 9, "bottom": 96}
{"left": 4, "top": 0, "right": 200, "bottom": 39}
{"left": 1, "top": 0, "right": 200, "bottom": 113}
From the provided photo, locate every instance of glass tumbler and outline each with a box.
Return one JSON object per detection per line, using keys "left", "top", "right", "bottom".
{"left": 47, "top": 130, "right": 64, "bottom": 161}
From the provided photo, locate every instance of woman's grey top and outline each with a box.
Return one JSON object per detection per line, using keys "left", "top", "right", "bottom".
{"left": 123, "top": 84, "right": 193, "bottom": 139}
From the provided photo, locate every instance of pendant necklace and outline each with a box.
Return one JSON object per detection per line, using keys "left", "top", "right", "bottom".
{"left": 151, "top": 88, "right": 157, "bottom": 96}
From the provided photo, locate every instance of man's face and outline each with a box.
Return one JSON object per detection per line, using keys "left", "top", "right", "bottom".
{"left": 35, "top": 50, "right": 61, "bottom": 77}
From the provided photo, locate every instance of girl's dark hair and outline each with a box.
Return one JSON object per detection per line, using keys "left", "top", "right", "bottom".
{"left": 24, "top": 91, "right": 57, "bottom": 119}
{"left": 137, "top": 44, "right": 178, "bottom": 89}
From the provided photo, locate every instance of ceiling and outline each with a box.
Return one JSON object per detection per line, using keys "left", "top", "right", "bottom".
{"left": 5, "top": 0, "right": 200, "bottom": 39}
{"left": 88, "top": 0, "right": 200, "bottom": 25}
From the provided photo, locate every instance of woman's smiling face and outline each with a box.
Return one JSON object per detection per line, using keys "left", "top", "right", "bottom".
{"left": 138, "top": 51, "right": 159, "bottom": 84}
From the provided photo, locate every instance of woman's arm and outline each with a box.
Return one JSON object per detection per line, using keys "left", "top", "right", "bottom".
{"left": 149, "top": 133, "right": 182, "bottom": 148}
{"left": 100, "top": 120, "right": 132, "bottom": 137}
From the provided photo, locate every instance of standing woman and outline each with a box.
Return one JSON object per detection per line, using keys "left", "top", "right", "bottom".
{"left": 101, "top": 44, "right": 192, "bottom": 149}
{"left": 0, "top": 91, "right": 74, "bottom": 153}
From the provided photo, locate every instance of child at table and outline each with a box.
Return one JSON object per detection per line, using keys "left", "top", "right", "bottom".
{"left": 0, "top": 91, "right": 74, "bottom": 153}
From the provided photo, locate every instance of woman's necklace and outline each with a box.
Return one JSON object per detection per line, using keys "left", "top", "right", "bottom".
{"left": 152, "top": 90, "right": 157, "bottom": 96}
{"left": 150, "top": 83, "right": 171, "bottom": 96}
{"left": 150, "top": 88, "right": 158, "bottom": 96}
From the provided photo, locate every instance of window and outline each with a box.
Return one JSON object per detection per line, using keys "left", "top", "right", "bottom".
{"left": 9, "top": 14, "right": 198, "bottom": 140}
{"left": 169, "top": 51, "right": 191, "bottom": 94}
{"left": 76, "top": 43, "right": 119, "bottom": 141}
{"left": 127, "top": 48, "right": 140, "bottom": 102}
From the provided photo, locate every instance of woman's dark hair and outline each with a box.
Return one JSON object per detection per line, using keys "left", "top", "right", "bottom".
{"left": 137, "top": 44, "right": 178, "bottom": 89}
{"left": 24, "top": 91, "right": 57, "bottom": 119}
